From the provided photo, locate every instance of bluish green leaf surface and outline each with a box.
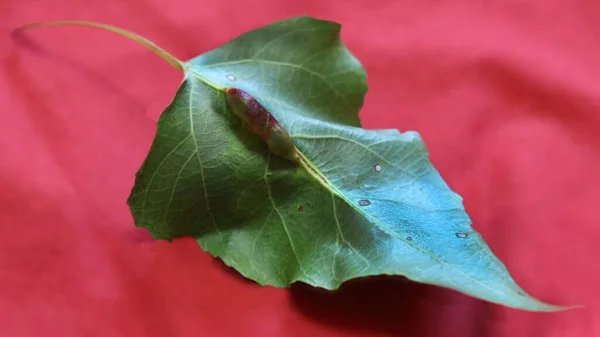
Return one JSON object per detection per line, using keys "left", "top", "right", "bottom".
{"left": 127, "top": 16, "right": 565, "bottom": 311}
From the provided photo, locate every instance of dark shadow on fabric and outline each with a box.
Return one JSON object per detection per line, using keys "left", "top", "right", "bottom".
{"left": 289, "top": 275, "right": 494, "bottom": 337}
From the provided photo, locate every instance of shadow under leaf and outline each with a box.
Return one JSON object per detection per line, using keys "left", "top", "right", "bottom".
{"left": 289, "top": 275, "right": 494, "bottom": 337}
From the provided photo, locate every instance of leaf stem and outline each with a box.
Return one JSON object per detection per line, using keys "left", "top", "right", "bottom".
{"left": 14, "top": 21, "right": 185, "bottom": 72}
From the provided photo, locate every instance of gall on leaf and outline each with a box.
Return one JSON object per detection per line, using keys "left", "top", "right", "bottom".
{"left": 225, "top": 88, "right": 299, "bottom": 163}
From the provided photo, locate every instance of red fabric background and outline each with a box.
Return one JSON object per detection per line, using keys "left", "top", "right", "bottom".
{"left": 1, "top": 1, "right": 599, "bottom": 336}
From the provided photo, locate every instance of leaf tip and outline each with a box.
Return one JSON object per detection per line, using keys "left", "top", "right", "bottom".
{"left": 515, "top": 295, "right": 584, "bottom": 312}
{"left": 541, "top": 303, "right": 586, "bottom": 312}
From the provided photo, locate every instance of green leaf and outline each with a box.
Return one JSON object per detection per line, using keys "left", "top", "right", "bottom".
{"left": 127, "top": 16, "right": 567, "bottom": 311}
{"left": 19, "top": 16, "right": 571, "bottom": 312}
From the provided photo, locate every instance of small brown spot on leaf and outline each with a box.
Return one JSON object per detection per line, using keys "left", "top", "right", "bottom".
{"left": 406, "top": 236, "right": 412, "bottom": 241}
{"left": 518, "top": 291, "right": 525, "bottom": 296}
{"left": 297, "top": 205, "right": 304, "bottom": 212}
{"left": 455, "top": 232, "right": 468, "bottom": 239}
{"left": 358, "top": 200, "right": 371, "bottom": 206}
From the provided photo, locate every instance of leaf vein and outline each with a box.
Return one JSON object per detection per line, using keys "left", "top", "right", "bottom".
{"left": 198, "top": 58, "right": 350, "bottom": 108}
{"left": 188, "top": 79, "right": 223, "bottom": 243}
{"left": 162, "top": 152, "right": 196, "bottom": 223}
{"left": 292, "top": 134, "right": 419, "bottom": 179}
{"left": 264, "top": 153, "right": 311, "bottom": 283}
{"left": 331, "top": 192, "right": 371, "bottom": 269}
{"left": 140, "top": 133, "right": 192, "bottom": 222}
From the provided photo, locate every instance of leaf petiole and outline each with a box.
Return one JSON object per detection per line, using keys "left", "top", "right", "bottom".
{"left": 14, "top": 21, "right": 185, "bottom": 72}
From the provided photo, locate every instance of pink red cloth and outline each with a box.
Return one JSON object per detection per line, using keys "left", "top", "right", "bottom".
{"left": 1, "top": 1, "right": 599, "bottom": 336}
